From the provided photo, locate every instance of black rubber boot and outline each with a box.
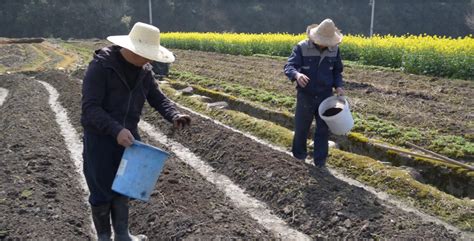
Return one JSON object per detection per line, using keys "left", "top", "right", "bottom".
{"left": 111, "top": 195, "right": 148, "bottom": 241}
{"left": 90, "top": 203, "right": 112, "bottom": 241}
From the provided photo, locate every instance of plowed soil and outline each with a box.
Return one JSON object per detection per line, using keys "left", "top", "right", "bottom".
{"left": 0, "top": 74, "right": 91, "bottom": 239}
{"left": 1, "top": 39, "right": 471, "bottom": 239}
{"left": 171, "top": 49, "right": 473, "bottom": 140}
{"left": 142, "top": 97, "right": 459, "bottom": 239}
{"left": 29, "top": 70, "right": 274, "bottom": 239}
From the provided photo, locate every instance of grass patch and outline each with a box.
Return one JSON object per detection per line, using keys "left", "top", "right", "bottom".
{"left": 169, "top": 79, "right": 295, "bottom": 128}
{"left": 19, "top": 44, "right": 50, "bottom": 72}
{"left": 172, "top": 70, "right": 473, "bottom": 160}
{"left": 161, "top": 84, "right": 293, "bottom": 147}
{"left": 59, "top": 41, "right": 94, "bottom": 65}
{"left": 353, "top": 113, "right": 473, "bottom": 159}
{"left": 171, "top": 71, "right": 295, "bottom": 110}
{"left": 40, "top": 42, "right": 78, "bottom": 69}
{"left": 20, "top": 189, "right": 33, "bottom": 199}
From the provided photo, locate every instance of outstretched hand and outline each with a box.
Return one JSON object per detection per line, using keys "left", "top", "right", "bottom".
{"left": 173, "top": 114, "right": 191, "bottom": 129}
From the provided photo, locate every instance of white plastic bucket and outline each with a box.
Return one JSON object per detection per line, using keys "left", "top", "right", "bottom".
{"left": 318, "top": 96, "right": 354, "bottom": 135}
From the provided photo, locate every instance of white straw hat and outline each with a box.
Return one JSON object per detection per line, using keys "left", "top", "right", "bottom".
{"left": 107, "top": 22, "right": 175, "bottom": 63}
{"left": 309, "top": 19, "right": 343, "bottom": 47}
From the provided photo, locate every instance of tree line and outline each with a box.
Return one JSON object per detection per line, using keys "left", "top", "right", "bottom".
{"left": 1, "top": 0, "right": 472, "bottom": 39}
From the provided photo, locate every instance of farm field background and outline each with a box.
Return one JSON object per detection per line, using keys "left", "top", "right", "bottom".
{"left": 0, "top": 35, "right": 473, "bottom": 239}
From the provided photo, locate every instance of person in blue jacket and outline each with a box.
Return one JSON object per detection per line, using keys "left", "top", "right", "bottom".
{"left": 81, "top": 22, "right": 191, "bottom": 241}
{"left": 284, "top": 19, "right": 345, "bottom": 168}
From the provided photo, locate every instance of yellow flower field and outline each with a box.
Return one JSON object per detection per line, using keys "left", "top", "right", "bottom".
{"left": 161, "top": 32, "right": 474, "bottom": 80}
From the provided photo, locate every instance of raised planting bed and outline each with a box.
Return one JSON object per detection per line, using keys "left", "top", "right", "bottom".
{"left": 0, "top": 74, "right": 91, "bottom": 239}
{"left": 158, "top": 82, "right": 473, "bottom": 232}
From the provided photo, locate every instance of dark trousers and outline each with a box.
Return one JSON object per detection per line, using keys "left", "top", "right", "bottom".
{"left": 292, "top": 91, "right": 332, "bottom": 166}
{"left": 82, "top": 131, "right": 140, "bottom": 206}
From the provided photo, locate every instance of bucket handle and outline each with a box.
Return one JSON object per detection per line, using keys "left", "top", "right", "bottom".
{"left": 131, "top": 140, "right": 146, "bottom": 147}
{"left": 336, "top": 95, "right": 351, "bottom": 111}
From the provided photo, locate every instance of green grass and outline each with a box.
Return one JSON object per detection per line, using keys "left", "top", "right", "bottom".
{"left": 58, "top": 42, "right": 93, "bottom": 66}
{"left": 161, "top": 84, "right": 293, "bottom": 147}
{"left": 353, "top": 113, "right": 473, "bottom": 159}
{"left": 172, "top": 70, "right": 473, "bottom": 160}
{"left": 171, "top": 71, "right": 295, "bottom": 110}
{"left": 16, "top": 44, "right": 50, "bottom": 72}
{"left": 20, "top": 189, "right": 33, "bottom": 198}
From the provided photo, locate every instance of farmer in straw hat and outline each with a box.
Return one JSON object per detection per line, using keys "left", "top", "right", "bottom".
{"left": 81, "top": 22, "right": 191, "bottom": 241}
{"left": 284, "top": 19, "right": 345, "bottom": 168}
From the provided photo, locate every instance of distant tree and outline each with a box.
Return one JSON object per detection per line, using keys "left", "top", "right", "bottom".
{"left": 0, "top": 1, "right": 26, "bottom": 36}
{"left": 0, "top": 0, "right": 471, "bottom": 38}
{"left": 0, "top": 0, "right": 131, "bottom": 38}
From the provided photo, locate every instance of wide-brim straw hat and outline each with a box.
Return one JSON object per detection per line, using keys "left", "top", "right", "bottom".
{"left": 309, "top": 19, "right": 343, "bottom": 47}
{"left": 107, "top": 22, "right": 175, "bottom": 63}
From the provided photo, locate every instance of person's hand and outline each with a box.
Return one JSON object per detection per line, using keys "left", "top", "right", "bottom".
{"left": 336, "top": 87, "right": 345, "bottom": 96}
{"left": 117, "top": 128, "right": 135, "bottom": 147}
{"left": 295, "top": 73, "right": 310, "bottom": 87}
{"left": 173, "top": 114, "right": 191, "bottom": 129}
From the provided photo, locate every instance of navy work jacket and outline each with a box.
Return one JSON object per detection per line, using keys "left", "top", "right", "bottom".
{"left": 81, "top": 46, "right": 179, "bottom": 138}
{"left": 284, "top": 39, "right": 344, "bottom": 96}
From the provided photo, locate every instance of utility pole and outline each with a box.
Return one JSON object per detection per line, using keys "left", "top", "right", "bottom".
{"left": 369, "top": 0, "right": 375, "bottom": 37}
{"left": 148, "top": 0, "right": 153, "bottom": 25}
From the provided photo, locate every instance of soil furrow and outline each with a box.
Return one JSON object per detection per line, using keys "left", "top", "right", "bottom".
{"left": 0, "top": 74, "right": 91, "bottom": 239}
{"left": 31, "top": 70, "right": 275, "bottom": 239}
{"left": 141, "top": 101, "right": 461, "bottom": 239}
{"left": 171, "top": 49, "right": 473, "bottom": 139}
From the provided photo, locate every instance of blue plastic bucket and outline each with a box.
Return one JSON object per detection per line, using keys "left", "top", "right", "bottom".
{"left": 112, "top": 140, "right": 169, "bottom": 201}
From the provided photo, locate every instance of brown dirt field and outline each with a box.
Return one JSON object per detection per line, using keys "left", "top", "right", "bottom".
{"left": 27, "top": 70, "right": 463, "bottom": 239}
{"left": 0, "top": 44, "right": 39, "bottom": 70}
{"left": 1, "top": 39, "right": 471, "bottom": 239}
{"left": 171, "top": 49, "right": 473, "bottom": 140}
{"left": 30, "top": 70, "right": 274, "bottom": 239}
{"left": 0, "top": 74, "right": 91, "bottom": 239}
{"left": 141, "top": 96, "right": 461, "bottom": 239}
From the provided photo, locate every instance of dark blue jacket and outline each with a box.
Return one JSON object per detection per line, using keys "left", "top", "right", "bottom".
{"left": 284, "top": 39, "right": 343, "bottom": 96}
{"left": 81, "top": 45, "right": 179, "bottom": 138}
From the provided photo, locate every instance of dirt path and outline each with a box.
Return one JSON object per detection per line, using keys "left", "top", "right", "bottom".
{"left": 31, "top": 71, "right": 276, "bottom": 239}
{"left": 171, "top": 49, "right": 473, "bottom": 140}
{"left": 0, "top": 74, "right": 91, "bottom": 239}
